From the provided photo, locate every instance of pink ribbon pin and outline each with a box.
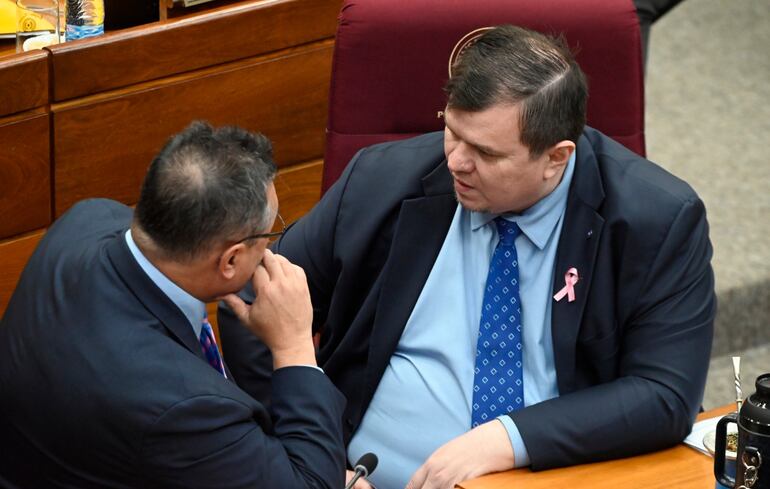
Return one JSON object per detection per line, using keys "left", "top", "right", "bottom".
{"left": 553, "top": 267, "right": 579, "bottom": 302}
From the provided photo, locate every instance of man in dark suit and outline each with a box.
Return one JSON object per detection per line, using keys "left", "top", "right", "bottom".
{"left": 0, "top": 122, "right": 346, "bottom": 488}
{"left": 220, "top": 26, "right": 715, "bottom": 489}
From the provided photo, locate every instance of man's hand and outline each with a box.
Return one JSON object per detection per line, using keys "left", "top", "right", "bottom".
{"left": 406, "top": 420, "right": 514, "bottom": 489}
{"left": 222, "top": 249, "right": 316, "bottom": 369}
{"left": 345, "top": 469, "right": 375, "bottom": 489}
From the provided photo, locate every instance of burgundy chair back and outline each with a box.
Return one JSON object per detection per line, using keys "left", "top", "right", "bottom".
{"left": 323, "top": 0, "right": 645, "bottom": 192}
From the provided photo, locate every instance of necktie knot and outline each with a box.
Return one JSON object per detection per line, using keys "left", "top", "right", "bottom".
{"left": 494, "top": 218, "right": 520, "bottom": 246}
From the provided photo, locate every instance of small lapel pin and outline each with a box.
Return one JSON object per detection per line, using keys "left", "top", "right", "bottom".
{"left": 586, "top": 229, "right": 593, "bottom": 239}
{"left": 554, "top": 267, "right": 579, "bottom": 302}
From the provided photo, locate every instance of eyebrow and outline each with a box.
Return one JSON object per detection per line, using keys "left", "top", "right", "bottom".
{"left": 445, "top": 119, "right": 504, "bottom": 157}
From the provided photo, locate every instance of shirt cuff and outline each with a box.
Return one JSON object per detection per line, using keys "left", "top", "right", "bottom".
{"left": 275, "top": 364, "right": 324, "bottom": 373}
{"left": 497, "top": 415, "right": 531, "bottom": 468}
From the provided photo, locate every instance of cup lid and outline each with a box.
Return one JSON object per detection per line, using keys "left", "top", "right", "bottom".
{"left": 741, "top": 373, "right": 770, "bottom": 435}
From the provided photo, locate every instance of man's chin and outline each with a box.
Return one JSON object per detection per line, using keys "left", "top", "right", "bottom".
{"left": 212, "top": 283, "right": 249, "bottom": 303}
{"left": 216, "top": 286, "right": 247, "bottom": 302}
{"left": 454, "top": 191, "right": 490, "bottom": 214}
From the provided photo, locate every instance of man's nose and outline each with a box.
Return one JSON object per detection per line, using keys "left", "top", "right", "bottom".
{"left": 447, "top": 143, "right": 473, "bottom": 173}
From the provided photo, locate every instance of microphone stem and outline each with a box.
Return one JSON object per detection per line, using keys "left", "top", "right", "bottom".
{"left": 344, "top": 469, "right": 365, "bottom": 489}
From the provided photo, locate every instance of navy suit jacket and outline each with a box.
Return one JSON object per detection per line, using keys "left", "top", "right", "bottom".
{"left": 0, "top": 199, "right": 346, "bottom": 488}
{"left": 220, "top": 129, "right": 716, "bottom": 470}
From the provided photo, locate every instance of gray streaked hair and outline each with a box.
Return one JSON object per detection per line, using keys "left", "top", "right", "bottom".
{"left": 134, "top": 121, "right": 277, "bottom": 260}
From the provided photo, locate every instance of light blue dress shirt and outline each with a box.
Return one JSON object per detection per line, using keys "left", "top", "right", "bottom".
{"left": 125, "top": 230, "right": 206, "bottom": 337}
{"left": 126, "top": 230, "right": 321, "bottom": 377}
{"left": 348, "top": 153, "right": 575, "bottom": 489}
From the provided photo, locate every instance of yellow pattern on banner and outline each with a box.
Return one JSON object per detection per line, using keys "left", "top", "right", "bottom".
{"left": 0, "top": 0, "right": 56, "bottom": 36}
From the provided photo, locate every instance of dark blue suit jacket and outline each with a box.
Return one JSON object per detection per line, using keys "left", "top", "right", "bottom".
{"left": 0, "top": 199, "right": 346, "bottom": 488}
{"left": 220, "top": 129, "right": 716, "bottom": 470}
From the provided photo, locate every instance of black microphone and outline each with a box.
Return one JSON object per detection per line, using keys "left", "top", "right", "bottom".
{"left": 344, "top": 452, "right": 378, "bottom": 489}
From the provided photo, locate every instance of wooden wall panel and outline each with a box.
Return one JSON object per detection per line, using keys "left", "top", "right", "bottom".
{"left": 275, "top": 159, "right": 323, "bottom": 223}
{"left": 0, "top": 164, "right": 322, "bottom": 321}
{"left": 0, "top": 151, "right": 321, "bottom": 317}
{"left": 0, "top": 110, "right": 51, "bottom": 239}
{"left": 0, "top": 51, "right": 48, "bottom": 116}
{"left": 53, "top": 41, "right": 332, "bottom": 217}
{"left": 47, "top": 0, "right": 341, "bottom": 101}
{"left": 0, "top": 159, "right": 322, "bottom": 324}
{"left": 0, "top": 231, "right": 44, "bottom": 317}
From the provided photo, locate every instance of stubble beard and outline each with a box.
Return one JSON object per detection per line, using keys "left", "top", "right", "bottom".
{"left": 453, "top": 190, "right": 491, "bottom": 214}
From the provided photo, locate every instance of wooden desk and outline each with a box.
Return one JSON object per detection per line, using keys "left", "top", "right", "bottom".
{"left": 0, "top": 38, "right": 14, "bottom": 57}
{"left": 458, "top": 405, "right": 733, "bottom": 489}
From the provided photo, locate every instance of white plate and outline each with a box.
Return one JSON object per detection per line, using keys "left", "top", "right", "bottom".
{"left": 703, "top": 430, "right": 738, "bottom": 461}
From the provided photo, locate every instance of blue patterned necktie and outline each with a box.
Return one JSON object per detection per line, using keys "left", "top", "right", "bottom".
{"left": 471, "top": 218, "right": 524, "bottom": 427}
{"left": 200, "top": 315, "right": 226, "bottom": 377}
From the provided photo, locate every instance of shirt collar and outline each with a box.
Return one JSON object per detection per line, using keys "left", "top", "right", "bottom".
{"left": 470, "top": 150, "right": 576, "bottom": 250}
{"left": 125, "top": 230, "right": 207, "bottom": 338}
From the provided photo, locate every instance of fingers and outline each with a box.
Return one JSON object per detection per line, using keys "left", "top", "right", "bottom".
{"left": 272, "top": 252, "right": 306, "bottom": 283}
{"left": 260, "top": 249, "right": 284, "bottom": 280}
{"left": 406, "top": 424, "right": 514, "bottom": 489}
{"left": 261, "top": 250, "right": 305, "bottom": 286}
{"left": 268, "top": 252, "right": 308, "bottom": 290}
{"left": 251, "top": 261, "right": 270, "bottom": 293}
{"left": 222, "top": 294, "right": 249, "bottom": 326}
{"left": 345, "top": 470, "right": 375, "bottom": 489}
{"left": 292, "top": 261, "right": 307, "bottom": 282}
{"left": 355, "top": 478, "right": 374, "bottom": 489}
{"left": 405, "top": 467, "right": 427, "bottom": 489}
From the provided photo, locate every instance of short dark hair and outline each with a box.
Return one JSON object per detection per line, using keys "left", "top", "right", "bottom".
{"left": 445, "top": 25, "right": 588, "bottom": 157}
{"left": 134, "top": 121, "right": 277, "bottom": 259}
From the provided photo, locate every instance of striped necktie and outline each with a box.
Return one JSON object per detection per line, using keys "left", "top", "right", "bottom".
{"left": 199, "top": 315, "right": 226, "bottom": 377}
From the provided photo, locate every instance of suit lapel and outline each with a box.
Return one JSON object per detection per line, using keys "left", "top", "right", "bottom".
{"left": 364, "top": 162, "right": 456, "bottom": 405}
{"left": 360, "top": 139, "right": 608, "bottom": 400}
{"left": 106, "top": 236, "right": 208, "bottom": 363}
{"left": 551, "top": 136, "right": 605, "bottom": 394}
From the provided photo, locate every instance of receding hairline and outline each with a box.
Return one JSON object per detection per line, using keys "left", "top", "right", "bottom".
{"left": 444, "top": 25, "right": 587, "bottom": 156}
{"left": 133, "top": 121, "right": 277, "bottom": 261}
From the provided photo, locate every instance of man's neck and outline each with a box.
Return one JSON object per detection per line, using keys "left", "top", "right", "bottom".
{"left": 130, "top": 224, "right": 210, "bottom": 302}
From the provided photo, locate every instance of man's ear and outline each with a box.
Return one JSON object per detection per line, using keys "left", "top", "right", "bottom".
{"left": 543, "top": 140, "right": 575, "bottom": 180}
{"left": 218, "top": 243, "right": 246, "bottom": 280}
